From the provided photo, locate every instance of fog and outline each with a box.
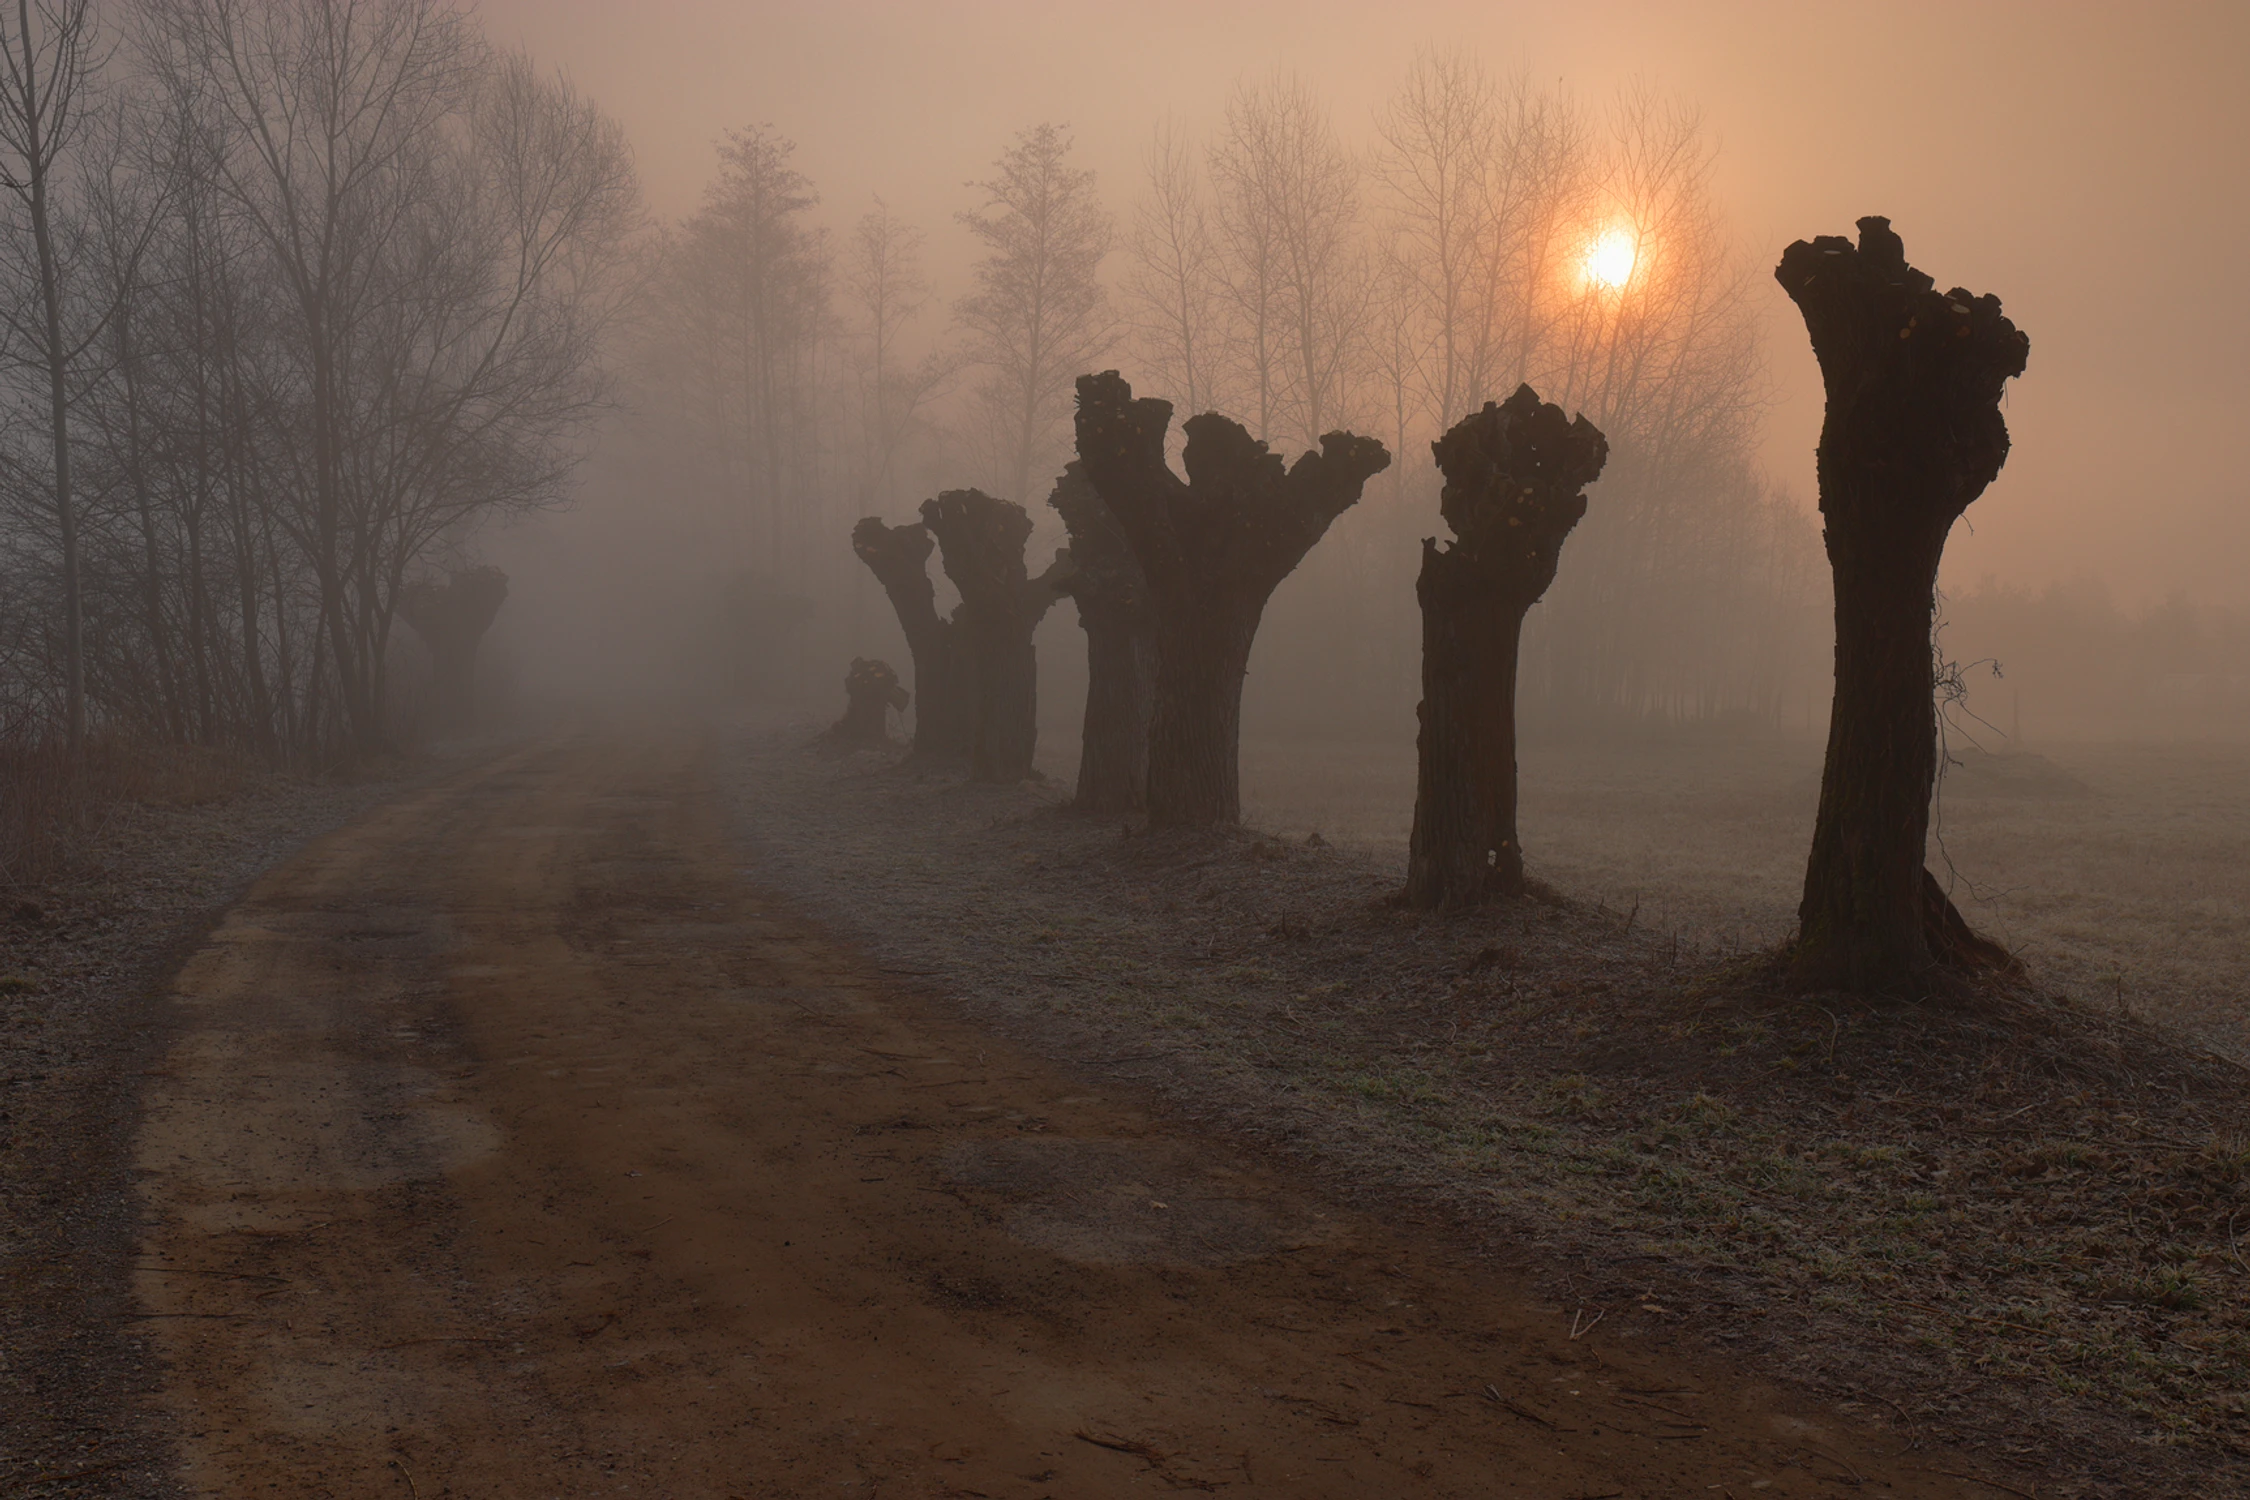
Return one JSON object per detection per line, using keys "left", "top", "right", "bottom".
{"left": 457, "top": 0, "right": 2248, "bottom": 750}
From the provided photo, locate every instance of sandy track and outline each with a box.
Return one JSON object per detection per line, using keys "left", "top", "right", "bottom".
{"left": 132, "top": 726, "right": 1970, "bottom": 1498}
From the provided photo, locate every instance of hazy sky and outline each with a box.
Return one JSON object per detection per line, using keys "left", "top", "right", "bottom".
{"left": 476, "top": 0, "right": 2248, "bottom": 606}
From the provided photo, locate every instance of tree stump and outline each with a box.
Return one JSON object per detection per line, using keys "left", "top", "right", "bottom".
{"left": 1049, "top": 462, "right": 1155, "bottom": 816}
{"left": 1405, "top": 386, "right": 1607, "bottom": 908}
{"left": 920, "top": 489, "right": 1072, "bottom": 783}
{"left": 851, "top": 517, "right": 972, "bottom": 765}
{"left": 827, "top": 657, "right": 907, "bottom": 746}
{"left": 1776, "top": 216, "right": 2029, "bottom": 994}
{"left": 1073, "top": 371, "right": 1389, "bottom": 828}
{"left": 396, "top": 566, "right": 508, "bottom": 735}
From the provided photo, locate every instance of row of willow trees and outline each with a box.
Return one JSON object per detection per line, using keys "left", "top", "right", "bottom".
{"left": 624, "top": 53, "right": 1824, "bottom": 734}
{"left": 852, "top": 213, "right": 2030, "bottom": 998}
{"left": 0, "top": 0, "right": 637, "bottom": 763}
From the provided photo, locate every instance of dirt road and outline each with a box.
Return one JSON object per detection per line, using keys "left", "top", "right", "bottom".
{"left": 133, "top": 727, "right": 1973, "bottom": 1498}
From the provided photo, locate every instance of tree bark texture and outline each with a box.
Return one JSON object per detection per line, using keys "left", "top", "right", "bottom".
{"left": 1049, "top": 462, "right": 1155, "bottom": 816}
{"left": 920, "top": 489, "right": 1072, "bottom": 783}
{"left": 1405, "top": 386, "right": 1607, "bottom": 908}
{"left": 396, "top": 567, "right": 509, "bottom": 736}
{"left": 851, "top": 517, "right": 971, "bottom": 765}
{"left": 1776, "top": 216, "right": 2029, "bottom": 995}
{"left": 1073, "top": 371, "right": 1389, "bottom": 827}
{"left": 827, "top": 657, "right": 908, "bottom": 746}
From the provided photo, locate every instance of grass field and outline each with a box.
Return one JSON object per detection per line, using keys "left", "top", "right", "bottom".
{"left": 1036, "top": 729, "right": 2250, "bottom": 1058}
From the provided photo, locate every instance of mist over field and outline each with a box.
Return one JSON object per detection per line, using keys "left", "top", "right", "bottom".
{"left": 11, "top": 6, "right": 2250, "bottom": 1495}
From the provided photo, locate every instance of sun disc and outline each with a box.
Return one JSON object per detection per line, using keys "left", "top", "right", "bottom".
{"left": 1585, "top": 228, "right": 1636, "bottom": 290}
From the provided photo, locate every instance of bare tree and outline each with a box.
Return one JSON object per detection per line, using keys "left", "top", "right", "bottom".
{"left": 1373, "top": 48, "right": 1492, "bottom": 432}
{"left": 956, "top": 122, "right": 1112, "bottom": 505}
{"left": 1208, "top": 74, "right": 1369, "bottom": 450}
{"left": 846, "top": 200, "right": 953, "bottom": 510}
{"left": 135, "top": 0, "right": 638, "bottom": 757}
{"left": 0, "top": 0, "right": 102, "bottom": 749}
{"left": 685, "top": 124, "right": 829, "bottom": 568}
{"left": 1121, "top": 119, "right": 1221, "bottom": 418}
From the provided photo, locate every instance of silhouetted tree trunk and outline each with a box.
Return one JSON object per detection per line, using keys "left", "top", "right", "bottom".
{"left": 1776, "top": 216, "right": 2029, "bottom": 995}
{"left": 827, "top": 657, "right": 907, "bottom": 746}
{"left": 396, "top": 567, "right": 509, "bottom": 735}
{"left": 1406, "top": 386, "right": 1607, "bottom": 908}
{"left": 1050, "top": 462, "right": 1155, "bottom": 815}
{"left": 1073, "top": 371, "right": 1389, "bottom": 827}
{"left": 852, "top": 517, "right": 971, "bottom": 764}
{"left": 920, "top": 489, "right": 1072, "bottom": 783}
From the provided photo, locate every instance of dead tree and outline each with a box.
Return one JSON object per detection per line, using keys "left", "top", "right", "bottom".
{"left": 919, "top": 489, "right": 1072, "bottom": 783}
{"left": 827, "top": 657, "right": 907, "bottom": 746}
{"left": 1776, "top": 216, "right": 2029, "bottom": 994}
{"left": 1049, "top": 462, "right": 1155, "bottom": 815}
{"left": 396, "top": 566, "right": 508, "bottom": 735}
{"left": 1073, "top": 371, "right": 1389, "bottom": 827}
{"left": 851, "top": 517, "right": 971, "bottom": 764}
{"left": 1405, "top": 387, "right": 1607, "bottom": 908}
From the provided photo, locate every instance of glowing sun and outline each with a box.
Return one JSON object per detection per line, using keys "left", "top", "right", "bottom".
{"left": 1583, "top": 227, "right": 1637, "bottom": 290}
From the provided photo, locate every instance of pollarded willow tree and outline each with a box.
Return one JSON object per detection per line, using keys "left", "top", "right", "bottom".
{"left": 825, "top": 658, "right": 907, "bottom": 747}
{"left": 1049, "top": 462, "right": 1154, "bottom": 815}
{"left": 396, "top": 566, "right": 508, "bottom": 735}
{"left": 1073, "top": 370, "right": 1389, "bottom": 827}
{"left": 919, "top": 489, "right": 1072, "bottom": 784}
{"left": 850, "top": 517, "right": 970, "bottom": 764}
{"left": 1405, "top": 387, "right": 1607, "bottom": 908}
{"left": 1777, "top": 216, "right": 2029, "bottom": 995}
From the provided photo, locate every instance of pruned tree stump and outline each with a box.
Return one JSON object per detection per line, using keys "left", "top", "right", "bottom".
{"left": 852, "top": 517, "right": 972, "bottom": 766}
{"left": 826, "top": 657, "right": 908, "bottom": 747}
{"left": 397, "top": 566, "right": 509, "bottom": 736}
{"left": 1405, "top": 386, "right": 1607, "bottom": 909}
{"left": 1776, "top": 216, "right": 2030, "bottom": 995}
{"left": 920, "top": 490, "right": 1072, "bottom": 784}
{"left": 1072, "top": 371, "right": 1389, "bottom": 828}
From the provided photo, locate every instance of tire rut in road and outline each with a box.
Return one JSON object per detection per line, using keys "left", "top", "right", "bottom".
{"left": 135, "top": 729, "right": 1967, "bottom": 1498}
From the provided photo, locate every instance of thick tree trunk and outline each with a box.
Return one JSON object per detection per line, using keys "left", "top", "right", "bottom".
{"left": 1048, "top": 463, "right": 1154, "bottom": 816}
{"left": 1776, "top": 217, "right": 2030, "bottom": 995}
{"left": 396, "top": 567, "right": 508, "bottom": 736}
{"left": 1145, "top": 605, "right": 1261, "bottom": 826}
{"left": 851, "top": 517, "right": 971, "bottom": 765}
{"left": 827, "top": 657, "right": 907, "bottom": 746}
{"left": 1404, "top": 387, "right": 1607, "bottom": 909}
{"left": 920, "top": 489, "right": 1071, "bottom": 784}
{"left": 1072, "top": 371, "right": 1389, "bottom": 829}
{"left": 1075, "top": 617, "right": 1155, "bottom": 814}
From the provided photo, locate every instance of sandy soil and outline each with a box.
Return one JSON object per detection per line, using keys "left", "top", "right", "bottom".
{"left": 130, "top": 722, "right": 1983, "bottom": 1499}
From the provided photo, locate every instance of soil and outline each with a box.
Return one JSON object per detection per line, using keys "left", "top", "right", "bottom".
{"left": 127, "top": 722, "right": 1994, "bottom": 1499}
{"left": 0, "top": 760, "right": 418, "bottom": 1500}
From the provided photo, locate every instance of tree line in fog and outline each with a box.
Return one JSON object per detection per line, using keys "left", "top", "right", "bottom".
{"left": 0, "top": 0, "right": 635, "bottom": 763}
{"left": 631, "top": 53, "right": 1828, "bottom": 734}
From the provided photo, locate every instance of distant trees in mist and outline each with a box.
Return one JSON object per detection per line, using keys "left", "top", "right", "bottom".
{"left": 618, "top": 50, "right": 1825, "bottom": 736}
{"left": 0, "top": 0, "right": 638, "bottom": 763}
